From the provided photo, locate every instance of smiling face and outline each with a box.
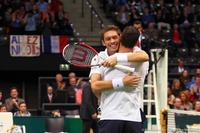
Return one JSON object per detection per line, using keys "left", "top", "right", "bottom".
{"left": 102, "top": 30, "right": 120, "bottom": 56}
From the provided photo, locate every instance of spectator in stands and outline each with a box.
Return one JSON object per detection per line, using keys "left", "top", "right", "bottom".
{"left": 52, "top": 73, "right": 66, "bottom": 90}
{"left": 179, "top": 91, "right": 193, "bottom": 110}
{"left": 141, "top": 7, "right": 155, "bottom": 29}
{"left": 36, "top": 0, "right": 48, "bottom": 13}
{"left": 68, "top": 72, "right": 83, "bottom": 86}
{"left": 105, "top": 0, "right": 118, "bottom": 18}
{"left": 80, "top": 81, "right": 99, "bottom": 133}
{"left": 116, "top": 5, "right": 130, "bottom": 32}
{"left": 5, "top": 87, "right": 25, "bottom": 113}
{"left": 137, "top": 0, "right": 146, "bottom": 13}
{"left": 179, "top": 70, "right": 190, "bottom": 89}
{"left": 32, "top": 4, "right": 39, "bottom": 14}
{"left": 186, "top": 0, "right": 195, "bottom": 15}
{"left": 76, "top": 81, "right": 87, "bottom": 104}
{"left": 11, "top": 0, "right": 25, "bottom": 12}
{"left": 173, "top": 0, "right": 182, "bottom": 15}
{"left": 156, "top": 0, "right": 169, "bottom": 16}
{"left": 42, "top": 4, "right": 54, "bottom": 20}
{"left": 129, "top": 7, "right": 141, "bottom": 25}
{"left": 185, "top": 25, "right": 199, "bottom": 48}
{"left": 154, "top": 8, "right": 171, "bottom": 31}
{"left": 50, "top": 0, "right": 63, "bottom": 12}
{"left": 0, "top": 104, "right": 7, "bottom": 112}
{"left": 4, "top": 7, "right": 12, "bottom": 28}
{"left": 147, "top": 0, "right": 157, "bottom": 16}
{"left": 167, "top": 6, "right": 180, "bottom": 28}
{"left": 185, "top": 89, "right": 196, "bottom": 102}
{"left": 66, "top": 77, "right": 78, "bottom": 103}
{"left": 178, "top": 7, "right": 194, "bottom": 29}
{"left": 190, "top": 74, "right": 200, "bottom": 100}
{"left": 43, "top": 86, "right": 57, "bottom": 103}
{"left": 25, "top": 0, "right": 35, "bottom": 12}
{"left": 59, "top": 12, "right": 74, "bottom": 36}
{"left": 22, "top": 11, "right": 39, "bottom": 35}
{"left": 191, "top": 68, "right": 200, "bottom": 81}
{"left": 172, "top": 60, "right": 185, "bottom": 74}
{"left": 170, "top": 23, "right": 186, "bottom": 50}
{"left": 1, "top": 0, "right": 11, "bottom": 12}
{"left": 173, "top": 97, "right": 182, "bottom": 110}
{"left": 0, "top": 90, "right": 3, "bottom": 105}
{"left": 172, "top": 78, "right": 184, "bottom": 97}
{"left": 144, "top": 22, "right": 158, "bottom": 48}
{"left": 41, "top": 13, "right": 55, "bottom": 35}
{"left": 193, "top": 100, "right": 200, "bottom": 112}
{"left": 168, "top": 87, "right": 175, "bottom": 106}
{"left": 10, "top": 10, "right": 23, "bottom": 35}
{"left": 14, "top": 102, "right": 31, "bottom": 116}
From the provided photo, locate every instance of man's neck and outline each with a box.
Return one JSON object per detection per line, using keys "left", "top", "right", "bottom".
{"left": 118, "top": 45, "right": 132, "bottom": 53}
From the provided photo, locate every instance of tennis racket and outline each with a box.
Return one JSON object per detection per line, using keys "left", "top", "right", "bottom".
{"left": 62, "top": 42, "right": 135, "bottom": 72}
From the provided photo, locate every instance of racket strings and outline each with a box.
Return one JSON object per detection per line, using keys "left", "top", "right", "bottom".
{"left": 63, "top": 44, "right": 97, "bottom": 66}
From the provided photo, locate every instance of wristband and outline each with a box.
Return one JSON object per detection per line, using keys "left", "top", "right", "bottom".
{"left": 117, "top": 54, "right": 128, "bottom": 62}
{"left": 112, "top": 78, "right": 124, "bottom": 90}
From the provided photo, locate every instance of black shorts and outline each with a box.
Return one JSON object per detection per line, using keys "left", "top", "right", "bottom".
{"left": 99, "top": 109, "right": 146, "bottom": 133}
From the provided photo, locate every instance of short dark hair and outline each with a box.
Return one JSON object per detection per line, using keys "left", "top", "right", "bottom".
{"left": 10, "top": 87, "right": 18, "bottom": 93}
{"left": 121, "top": 26, "right": 140, "bottom": 48}
{"left": 19, "top": 102, "right": 26, "bottom": 107}
{"left": 134, "top": 20, "right": 142, "bottom": 25}
{"left": 0, "top": 104, "right": 6, "bottom": 109}
{"left": 194, "top": 74, "right": 200, "bottom": 80}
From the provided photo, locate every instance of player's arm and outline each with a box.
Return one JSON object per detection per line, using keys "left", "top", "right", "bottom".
{"left": 91, "top": 72, "right": 141, "bottom": 96}
{"left": 100, "top": 50, "right": 149, "bottom": 67}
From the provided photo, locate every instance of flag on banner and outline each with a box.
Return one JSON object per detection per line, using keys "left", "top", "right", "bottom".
{"left": 10, "top": 35, "right": 40, "bottom": 57}
{"left": 42, "top": 36, "right": 67, "bottom": 53}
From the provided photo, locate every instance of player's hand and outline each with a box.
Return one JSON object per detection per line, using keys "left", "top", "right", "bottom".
{"left": 99, "top": 57, "right": 117, "bottom": 68}
{"left": 123, "top": 72, "right": 141, "bottom": 87}
{"left": 92, "top": 113, "right": 98, "bottom": 119}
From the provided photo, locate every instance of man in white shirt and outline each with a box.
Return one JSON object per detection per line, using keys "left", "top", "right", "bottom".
{"left": 91, "top": 26, "right": 149, "bottom": 133}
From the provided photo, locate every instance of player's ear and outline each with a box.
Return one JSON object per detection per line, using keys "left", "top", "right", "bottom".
{"left": 102, "top": 40, "right": 106, "bottom": 46}
{"left": 119, "top": 34, "right": 122, "bottom": 42}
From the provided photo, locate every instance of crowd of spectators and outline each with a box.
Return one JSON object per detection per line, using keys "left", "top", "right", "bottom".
{"left": 100, "top": 0, "right": 200, "bottom": 51}
{"left": 0, "top": 0, "right": 74, "bottom": 36}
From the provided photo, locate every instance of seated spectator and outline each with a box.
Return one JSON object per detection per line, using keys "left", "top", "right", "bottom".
{"left": 14, "top": 102, "right": 31, "bottom": 117}
{"left": 115, "top": 5, "right": 130, "bottom": 32}
{"left": 191, "top": 68, "right": 200, "bottom": 81}
{"left": 172, "top": 78, "right": 184, "bottom": 97}
{"left": 50, "top": 0, "right": 63, "bottom": 12}
{"left": 141, "top": 7, "right": 155, "bottom": 28}
{"left": 194, "top": 1, "right": 200, "bottom": 21}
{"left": 173, "top": 97, "right": 182, "bottom": 110}
{"left": 154, "top": 8, "right": 170, "bottom": 30}
{"left": 193, "top": 100, "right": 200, "bottom": 112}
{"left": 170, "top": 23, "right": 186, "bottom": 50}
{"left": 190, "top": 74, "right": 200, "bottom": 100}
{"left": 22, "top": 11, "right": 39, "bottom": 35}
{"left": 66, "top": 78, "right": 78, "bottom": 103}
{"left": 156, "top": 0, "right": 169, "bottom": 16}
{"left": 52, "top": 73, "right": 66, "bottom": 90}
{"left": 59, "top": 12, "right": 74, "bottom": 36}
{"left": 166, "top": 6, "right": 180, "bottom": 28}
{"left": 43, "top": 86, "right": 57, "bottom": 103}
{"left": 173, "top": 0, "right": 183, "bottom": 15}
{"left": 129, "top": 7, "right": 141, "bottom": 25}
{"left": 144, "top": 22, "right": 158, "bottom": 48}
{"left": 179, "top": 91, "right": 193, "bottom": 110}
{"left": 36, "top": 0, "right": 48, "bottom": 13}
{"left": 5, "top": 87, "right": 25, "bottom": 113}
{"left": 186, "top": 25, "right": 199, "bottom": 48}
{"left": 25, "top": 0, "right": 35, "bottom": 12}
{"left": 0, "top": 90, "right": 2, "bottom": 105}
{"left": 178, "top": 7, "right": 194, "bottom": 29}
{"left": 68, "top": 72, "right": 83, "bottom": 86}
{"left": 179, "top": 70, "right": 190, "bottom": 89}
{"left": 184, "top": 89, "right": 195, "bottom": 102}
{"left": 137, "top": 0, "right": 146, "bottom": 13}
{"left": 172, "top": 60, "right": 186, "bottom": 74}
{"left": 76, "top": 81, "right": 87, "bottom": 104}
{"left": 0, "top": 104, "right": 7, "bottom": 112}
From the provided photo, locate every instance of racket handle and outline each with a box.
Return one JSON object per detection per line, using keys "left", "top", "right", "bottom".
{"left": 114, "top": 65, "right": 135, "bottom": 72}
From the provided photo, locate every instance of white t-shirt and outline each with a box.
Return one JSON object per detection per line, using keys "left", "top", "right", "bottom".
{"left": 89, "top": 46, "right": 149, "bottom": 122}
